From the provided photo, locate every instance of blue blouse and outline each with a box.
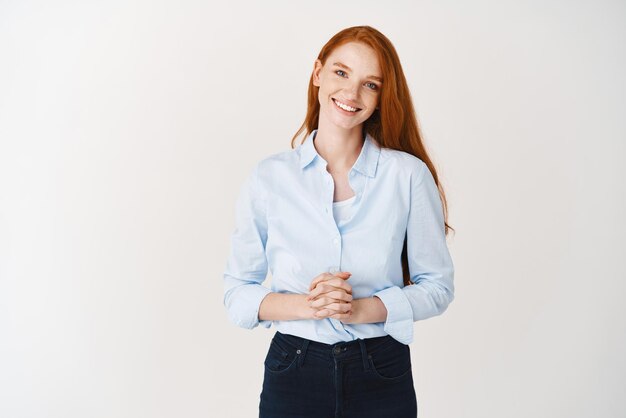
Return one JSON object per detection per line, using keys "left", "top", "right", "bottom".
{"left": 223, "top": 129, "right": 455, "bottom": 345}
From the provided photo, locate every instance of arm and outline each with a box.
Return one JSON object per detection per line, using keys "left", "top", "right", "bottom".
{"left": 224, "top": 165, "right": 350, "bottom": 326}
{"left": 341, "top": 296, "right": 388, "bottom": 324}
{"left": 258, "top": 293, "right": 318, "bottom": 321}
{"left": 362, "top": 162, "right": 455, "bottom": 344}
{"left": 223, "top": 162, "right": 274, "bottom": 329}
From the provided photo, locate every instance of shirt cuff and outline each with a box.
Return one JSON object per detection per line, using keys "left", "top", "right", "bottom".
{"left": 373, "top": 286, "right": 414, "bottom": 345}
{"left": 230, "top": 285, "right": 273, "bottom": 329}
{"left": 259, "top": 319, "right": 272, "bottom": 329}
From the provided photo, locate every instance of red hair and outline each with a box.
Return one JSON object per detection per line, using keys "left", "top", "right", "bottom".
{"left": 291, "top": 25, "right": 454, "bottom": 286}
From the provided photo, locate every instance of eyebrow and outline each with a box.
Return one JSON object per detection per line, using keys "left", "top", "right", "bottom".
{"left": 332, "top": 62, "right": 383, "bottom": 83}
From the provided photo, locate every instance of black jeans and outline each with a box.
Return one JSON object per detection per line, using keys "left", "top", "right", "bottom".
{"left": 259, "top": 330, "right": 418, "bottom": 418}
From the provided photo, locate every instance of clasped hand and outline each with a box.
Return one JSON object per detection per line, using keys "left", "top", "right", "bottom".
{"left": 306, "top": 271, "right": 354, "bottom": 322}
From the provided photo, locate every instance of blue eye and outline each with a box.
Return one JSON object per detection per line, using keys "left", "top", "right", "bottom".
{"left": 335, "top": 69, "right": 379, "bottom": 91}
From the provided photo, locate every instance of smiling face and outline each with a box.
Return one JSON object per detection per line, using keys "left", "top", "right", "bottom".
{"left": 312, "top": 41, "right": 383, "bottom": 131}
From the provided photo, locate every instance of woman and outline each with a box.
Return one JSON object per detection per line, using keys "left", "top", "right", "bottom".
{"left": 223, "top": 25, "right": 455, "bottom": 418}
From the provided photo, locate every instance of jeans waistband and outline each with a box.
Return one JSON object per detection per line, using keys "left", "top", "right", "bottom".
{"left": 272, "top": 330, "right": 400, "bottom": 371}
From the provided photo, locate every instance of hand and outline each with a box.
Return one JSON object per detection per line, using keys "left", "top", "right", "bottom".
{"left": 306, "top": 271, "right": 353, "bottom": 320}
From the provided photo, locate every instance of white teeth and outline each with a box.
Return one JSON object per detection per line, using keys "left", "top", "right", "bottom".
{"left": 334, "top": 99, "right": 359, "bottom": 112}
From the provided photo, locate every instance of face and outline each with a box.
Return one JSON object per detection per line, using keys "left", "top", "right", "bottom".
{"left": 312, "top": 41, "right": 382, "bottom": 131}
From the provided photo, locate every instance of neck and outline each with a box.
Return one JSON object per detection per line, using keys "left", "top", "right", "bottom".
{"left": 313, "top": 121, "right": 364, "bottom": 173}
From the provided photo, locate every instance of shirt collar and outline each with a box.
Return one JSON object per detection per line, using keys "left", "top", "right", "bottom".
{"left": 298, "top": 129, "right": 381, "bottom": 178}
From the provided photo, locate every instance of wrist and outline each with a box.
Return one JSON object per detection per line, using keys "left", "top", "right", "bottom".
{"left": 297, "top": 294, "right": 317, "bottom": 320}
{"left": 340, "top": 298, "right": 362, "bottom": 324}
{"left": 341, "top": 297, "right": 387, "bottom": 324}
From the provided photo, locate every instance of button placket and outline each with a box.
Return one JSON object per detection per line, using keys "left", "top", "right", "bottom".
{"left": 323, "top": 171, "right": 333, "bottom": 215}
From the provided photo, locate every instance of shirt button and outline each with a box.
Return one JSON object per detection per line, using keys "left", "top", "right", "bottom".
{"left": 350, "top": 171, "right": 355, "bottom": 177}
{"left": 332, "top": 238, "right": 339, "bottom": 245}
{"left": 329, "top": 266, "right": 339, "bottom": 274}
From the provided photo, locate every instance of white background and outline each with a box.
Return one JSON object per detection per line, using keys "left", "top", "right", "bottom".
{"left": 1, "top": 1, "right": 624, "bottom": 417}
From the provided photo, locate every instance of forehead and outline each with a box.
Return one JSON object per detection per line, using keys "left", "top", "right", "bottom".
{"left": 327, "top": 42, "right": 381, "bottom": 75}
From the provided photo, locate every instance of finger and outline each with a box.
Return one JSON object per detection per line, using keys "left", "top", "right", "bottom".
{"left": 327, "top": 290, "right": 353, "bottom": 302}
{"left": 310, "top": 296, "right": 335, "bottom": 309}
{"left": 309, "top": 290, "right": 353, "bottom": 304}
{"left": 329, "top": 311, "right": 352, "bottom": 320}
{"left": 307, "top": 282, "right": 352, "bottom": 301}
{"left": 314, "top": 308, "right": 352, "bottom": 320}
{"left": 310, "top": 295, "right": 349, "bottom": 309}
{"left": 314, "top": 309, "right": 329, "bottom": 318}
{"left": 309, "top": 271, "right": 351, "bottom": 291}
{"left": 324, "top": 302, "right": 352, "bottom": 313}
{"left": 309, "top": 273, "right": 350, "bottom": 292}
{"left": 322, "top": 278, "right": 353, "bottom": 294}
{"left": 312, "top": 300, "right": 352, "bottom": 313}
{"left": 307, "top": 283, "right": 333, "bottom": 301}
{"left": 311, "top": 297, "right": 351, "bottom": 310}
{"left": 308, "top": 281, "right": 352, "bottom": 302}
{"left": 308, "top": 277, "right": 353, "bottom": 297}
{"left": 308, "top": 273, "right": 333, "bottom": 291}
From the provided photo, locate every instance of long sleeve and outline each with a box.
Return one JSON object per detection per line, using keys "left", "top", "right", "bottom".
{"left": 223, "top": 162, "right": 273, "bottom": 329}
{"left": 373, "top": 162, "right": 455, "bottom": 344}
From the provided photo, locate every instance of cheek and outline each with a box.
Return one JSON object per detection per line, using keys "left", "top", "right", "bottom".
{"left": 317, "top": 89, "right": 327, "bottom": 108}
{"left": 318, "top": 86, "right": 334, "bottom": 107}
{"left": 365, "top": 97, "right": 379, "bottom": 112}
{"left": 362, "top": 106, "right": 378, "bottom": 120}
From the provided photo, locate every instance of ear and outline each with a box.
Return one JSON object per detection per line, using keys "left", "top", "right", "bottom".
{"left": 312, "top": 59, "right": 322, "bottom": 87}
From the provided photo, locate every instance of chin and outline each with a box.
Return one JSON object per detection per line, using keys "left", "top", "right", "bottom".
{"left": 331, "top": 119, "right": 360, "bottom": 130}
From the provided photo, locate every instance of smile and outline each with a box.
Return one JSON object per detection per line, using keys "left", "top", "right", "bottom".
{"left": 333, "top": 98, "right": 361, "bottom": 113}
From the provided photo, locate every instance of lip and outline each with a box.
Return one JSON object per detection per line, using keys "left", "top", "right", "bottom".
{"left": 332, "top": 98, "right": 362, "bottom": 114}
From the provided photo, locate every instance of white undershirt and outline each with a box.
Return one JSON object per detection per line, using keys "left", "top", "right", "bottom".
{"left": 332, "top": 195, "right": 356, "bottom": 225}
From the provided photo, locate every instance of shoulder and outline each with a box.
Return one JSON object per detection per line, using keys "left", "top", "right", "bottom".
{"left": 248, "top": 147, "right": 299, "bottom": 193}
{"left": 378, "top": 146, "right": 427, "bottom": 180}
{"left": 252, "top": 147, "right": 299, "bottom": 181}
{"left": 256, "top": 147, "right": 298, "bottom": 170}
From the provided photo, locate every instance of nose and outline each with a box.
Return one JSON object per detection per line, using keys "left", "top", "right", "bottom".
{"left": 345, "top": 80, "right": 360, "bottom": 99}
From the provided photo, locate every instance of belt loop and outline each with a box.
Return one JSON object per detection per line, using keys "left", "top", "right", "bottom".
{"left": 358, "top": 339, "right": 370, "bottom": 371}
{"left": 298, "top": 339, "right": 310, "bottom": 367}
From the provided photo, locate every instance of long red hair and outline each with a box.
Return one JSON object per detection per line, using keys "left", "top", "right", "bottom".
{"left": 290, "top": 25, "right": 455, "bottom": 286}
